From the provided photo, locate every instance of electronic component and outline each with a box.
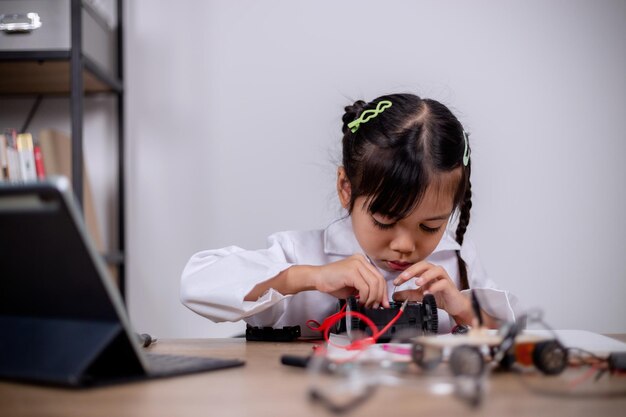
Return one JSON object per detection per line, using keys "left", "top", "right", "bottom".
{"left": 449, "top": 345, "right": 485, "bottom": 377}
{"left": 452, "top": 324, "right": 471, "bottom": 335}
{"left": 334, "top": 294, "right": 438, "bottom": 342}
{"left": 138, "top": 333, "right": 157, "bottom": 347}
{"left": 529, "top": 340, "right": 568, "bottom": 375}
{"left": 245, "top": 325, "right": 301, "bottom": 342}
{"left": 280, "top": 354, "right": 311, "bottom": 368}
{"left": 608, "top": 352, "right": 626, "bottom": 372}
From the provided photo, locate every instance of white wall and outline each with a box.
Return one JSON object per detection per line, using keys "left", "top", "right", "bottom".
{"left": 121, "top": 0, "right": 626, "bottom": 337}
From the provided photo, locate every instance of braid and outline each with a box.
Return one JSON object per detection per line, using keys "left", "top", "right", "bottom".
{"left": 455, "top": 175, "right": 472, "bottom": 290}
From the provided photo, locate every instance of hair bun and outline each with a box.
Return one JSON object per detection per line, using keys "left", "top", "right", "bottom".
{"left": 342, "top": 100, "right": 367, "bottom": 134}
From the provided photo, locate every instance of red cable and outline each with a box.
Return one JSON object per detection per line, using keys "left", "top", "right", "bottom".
{"left": 374, "top": 306, "right": 405, "bottom": 339}
{"left": 308, "top": 303, "right": 406, "bottom": 351}
{"left": 568, "top": 364, "right": 601, "bottom": 388}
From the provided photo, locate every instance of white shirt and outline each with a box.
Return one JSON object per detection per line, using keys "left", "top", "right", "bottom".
{"left": 180, "top": 217, "right": 520, "bottom": 337}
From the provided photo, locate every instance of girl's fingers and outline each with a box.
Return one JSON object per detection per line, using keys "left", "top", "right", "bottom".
{"left": 424, "top": 279, "right": 452, "bottom": 295}
{"left": 320, "top": 255, "right": 388, "bottom": 307}
{"left": 381, "top": 281, "right": 390, "bottom": 308}
{"left": 392, "top": 288, "right": 424, "bottom": 302}
{"left": 392, "top": 261, "right": 433, "bottom": 285}
{"left": 357, "top": 257, "right": 388, "bottom": 308}
{"left": 362, "top": 259, "right": 386, "bottom": 283}
{"left": 361, "top": 266, "right": 385, "bottom": 308}
{"left": 416, "top": 266, "right": 448, "bottom": 287}
{"left": 353, "top": 269, "right": 371, "bottom": 307}
{"left": 423, "top": 280, "right": 469, "bottom": 316}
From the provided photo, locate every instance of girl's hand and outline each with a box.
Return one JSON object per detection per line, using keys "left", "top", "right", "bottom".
{"left": 392, "top": 261, "right": 472, "bottom": 323}
{"left": 313, "top": 255, "right": 390, "bottom": 309}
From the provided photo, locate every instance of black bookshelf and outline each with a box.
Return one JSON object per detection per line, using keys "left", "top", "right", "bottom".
{"left": 0, "top": 0, "right": 127, "bottom": 299}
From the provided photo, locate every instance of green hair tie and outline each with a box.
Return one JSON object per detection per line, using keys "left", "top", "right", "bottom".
{"left": 463, "top": 131, "right": 471, "bottom": 166}
{"left": 347, "top": 100, "right": 393, "bottom": 133}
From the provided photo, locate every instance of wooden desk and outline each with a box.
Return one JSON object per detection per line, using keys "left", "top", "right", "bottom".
{"left": 1, "top": 336, "right": 625, "bottom": 417}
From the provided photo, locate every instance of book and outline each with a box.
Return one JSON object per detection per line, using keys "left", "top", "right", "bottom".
{"left": 33, "top": 141, "right": 46, "bottom": 179}
{"left": 16, "top": 133, "right": 38, "bottom": 181}
{"left": 38, "top": 129, "right": 105, "bottom": 254}
{"left": 4, "top": 129, "right": 22, "bottom": 181}
{"left": 0, "top": 133, "right": 8, "bottom": 180}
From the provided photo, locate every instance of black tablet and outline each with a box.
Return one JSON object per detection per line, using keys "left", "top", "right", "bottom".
{"left": 0, "top": 177, "right": 244, "bottom": 387}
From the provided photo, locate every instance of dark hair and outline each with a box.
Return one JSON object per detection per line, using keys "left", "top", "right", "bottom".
{"left": 341, "top": 93, "right": 472, "bottom": 289}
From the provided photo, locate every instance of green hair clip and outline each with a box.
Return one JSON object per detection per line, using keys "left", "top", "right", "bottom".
{"left": 463, "top": 131, "right": 470, "bottom": 166}
{"left": 347, "top": 100, "right": 393, "bottom": 133}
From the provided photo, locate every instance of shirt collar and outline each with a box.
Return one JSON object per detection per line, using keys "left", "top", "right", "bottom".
{"left": 323, "top": 216, "right": 462, "bottom": 256}
{"left": 323, "top": 217, "right": 362, "bottom": 256}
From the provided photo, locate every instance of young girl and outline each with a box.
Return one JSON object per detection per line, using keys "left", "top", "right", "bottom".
{"left": 180, "top": 93, "right": 519, "bottom": 336}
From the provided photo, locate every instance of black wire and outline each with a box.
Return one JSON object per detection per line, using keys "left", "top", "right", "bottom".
{"left": 20, "top": 95, "right": 43, "bottom": 133}
{"left": 309, "top": 386, "right": 377, "bottom": 414}
{"left": 471, "top": 290, "right": 484, "bottom": 327}
{"left": 567, "top": 347, "right": 606, "bottom": 363}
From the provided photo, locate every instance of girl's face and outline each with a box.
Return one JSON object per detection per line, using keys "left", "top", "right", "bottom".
{"left": 337, "top": 168, "right": 458, "bottom": 273}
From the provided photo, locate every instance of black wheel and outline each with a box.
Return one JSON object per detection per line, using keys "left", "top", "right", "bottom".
{"left": 533, "top": 340, "right": 568, "bottom": 375}
{"left": 411, "top": 342, "right": 443, "bottom": 371}
{"left": 333, "top": 299, "right": 347, "bottom": 334}
{"left": 421, "top": 294, "right": 438, "bottom": 335}
{"left": 449, "top": 345, "right": 485, "bottom": 377}
{"left": 495, "top": 321, "right": 521, "bottom": 370}
{"left": 498, "top": 349, "right": 516, "bottom": 371}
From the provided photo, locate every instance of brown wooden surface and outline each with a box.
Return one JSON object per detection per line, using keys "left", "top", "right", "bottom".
{"left": 0, "top": 61, "right": 111, "bottom": 94}
{"left": 0, "top": 336, "right": 625, "bottom": 417}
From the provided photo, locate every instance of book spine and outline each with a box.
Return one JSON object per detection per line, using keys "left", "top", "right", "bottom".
{"left": 0, "top": 133, "right": 8, "bottom": 180}
{"left": 33, "top": 142, "right": 46, "bottom": 179}
{"left": 16, "top": 133, "right": 37, "bottom": 182}
{"left": 4, "top": 129, "right": 22, "bottom": 181}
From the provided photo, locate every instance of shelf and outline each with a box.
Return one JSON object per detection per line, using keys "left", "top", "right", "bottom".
{"left": 0, "top": 0, "right": 127, "bottom": 299}
{"left": 0, "top": 51, "right": 122, "bottom": 95}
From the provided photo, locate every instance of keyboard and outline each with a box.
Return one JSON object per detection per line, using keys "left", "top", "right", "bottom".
{"left": 145, "top": 353, "right": 244, "bottom": 378}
